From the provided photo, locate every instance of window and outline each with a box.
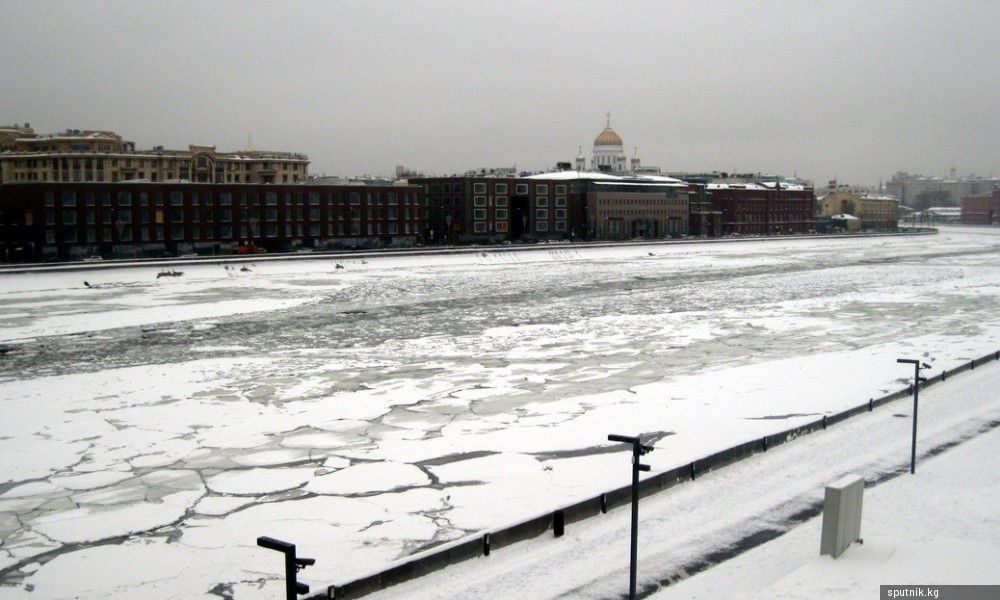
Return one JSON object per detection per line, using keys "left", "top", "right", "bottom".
{"left": 61, "top": 191, "right": 76, "bottom": 206}
{"left": 474, "top": 196, "right": 487, "bottom": 207}
{"left": 474, "top": 209, "right": 487, "bottom": 220}
{"left": 170, "top": 192, "right": 184, "bottom": 206}
{"left": 537, "top": 197, "right": 549, "bottom": 207}
{"left": 555, "top": 196, "right": 567, "bottom": 207}
{"left": 349, "top": 192, "right": 360, "bottom": 205}
{"left": 117, "top": 191, "right": 132, "bottom": 207}
{"left": 62, "top": 210, "right": 77, "bottom": 225}
{"left": 474, "top": 221, "right": 488, "bottom": 233}
{"left": 495, "top": 183, "right": 507, "bottom": 194}
{"left": 555, "top": 221, "right": 567, "bottom": 231}
{"left": 536, "top": 209, "right": 548, "bottom": 220}
{"left": 555, "top": 208, "right": 567, "bottom": 219}
{"left": 496, "top": 196, "right": 508, "bottom": 207}
{"left": 265, "top": 192, "right": 277, "bottom": 205}
{"left": 495, "top": 208, "right": 508, "bottom": 220}
{"left": 536, "top": 221, "right": 549, "bottom": 231}
{"left": 535, "top": 184, "right": 548, "bottom": 194}
{"left": 219, "top": 193, "right": 232, "bottom": 206}
{"left": 473, "top": 182, "right": 487, "bottom": 194}
{"left": 515, "top": 183, "right": 528, "bottom": 195}
{"left": 555, "top": 184, "right": 567, "bottom": 195}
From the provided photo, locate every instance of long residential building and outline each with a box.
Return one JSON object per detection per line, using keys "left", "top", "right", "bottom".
{"left": 0, "top": 181, "right": 422, "bottom": 262}
{"left": 0, "top": 127, "right": 309, "bottom": 184}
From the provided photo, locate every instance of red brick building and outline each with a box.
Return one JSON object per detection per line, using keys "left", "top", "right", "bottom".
{"left": 961, "top": 189, "right": 1000, "bottom": 225}
{"left": 705, "top": 182, "right": 815, "bottom": 235}
{"left": 0, "top": 181, "right": 422, "bottom": 262}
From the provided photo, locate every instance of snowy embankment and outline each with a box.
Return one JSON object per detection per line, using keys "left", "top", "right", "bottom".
{"left": 354, "top": 360, "right": 1000, "bottom": 600}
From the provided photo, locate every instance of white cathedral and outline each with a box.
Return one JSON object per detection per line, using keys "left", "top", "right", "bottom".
{"left": 574, "top": 114, "right": 650, "bottom": 174}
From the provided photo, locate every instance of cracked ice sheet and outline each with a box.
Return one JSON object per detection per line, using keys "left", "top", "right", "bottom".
{"left": 3, "top": 229, "right": 1000, "bottom": 599}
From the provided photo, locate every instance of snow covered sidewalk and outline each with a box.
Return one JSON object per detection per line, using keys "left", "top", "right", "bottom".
{"left": 653, "top": 405, "right": 1000, "bottom": 600}
{"left": 349, "top": 361, "right": 1000, "bottom": 600}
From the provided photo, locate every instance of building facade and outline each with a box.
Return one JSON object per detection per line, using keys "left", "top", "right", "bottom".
{"left": 708, "top": 182, "right": 815, "bottom": 235}
{"left": 961, "top": 189, "right": 1000, "bottom": 225}
{"left": 886, "top": 171, "right": 1000, "bottom": 209}
{"left": 0, "top": 181, "right": 422, "bottom": 262}
{"left": 819, "top": 190, "right": 899, "bottom": 230}
{"left": 569, "top": 173, "right": 689, "bottom": 239}
{"left": 413, "top": 171, "right": 690, "bottom": 244}
{"left": 0, "top": 128, "right": 309, "bottom": 184}
{"left": 412, "top": 175, "right": 587, "bottom": 244}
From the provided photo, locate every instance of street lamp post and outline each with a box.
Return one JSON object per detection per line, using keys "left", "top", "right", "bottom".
{"left": 608, "top": 433, "right": 654, "bottom": 600}
{"left": 256, "top": 536, "right": 315, "bottom": 600}
{"left": 896, "top": 358, "right": 930, "bottom": 474}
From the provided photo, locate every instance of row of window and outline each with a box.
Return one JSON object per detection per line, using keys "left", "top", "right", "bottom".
{"left": 45, "top": 220, "right": 417, "bottom": 245}
{"left": 427, "top": 182, "right": 570, "bottom": 195}
{"left": 10, "top": 171, "right": 301, "bottom": 184}
{"left": 45, "top": 206, "right": 419, "bottom": 226}
{"left": 469, "top": 208, "right": 568, "bottom": 221}
{"left": 6, "top": 156, "right": 305, "bottom": 170}
{"left": 471, "top": 221, "right": 568, "bottom": 233}
{"left": 470, "top": 196, "right": 569, "bottom": 208}
{"left": 45, "top": 190, "right": 419, "bottom": 208}
{"left": 597, "top": 197, "right": 687, "bottom": 206}
{"left": 599, "top": 210, "right": 685, "bottom": 218}
{"left": 470, "top": 182, "right": 568, "bottom": 195}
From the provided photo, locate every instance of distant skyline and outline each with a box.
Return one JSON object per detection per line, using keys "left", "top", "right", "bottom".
{"left": 3, "top": 0, "right": 999, "bottom": 186}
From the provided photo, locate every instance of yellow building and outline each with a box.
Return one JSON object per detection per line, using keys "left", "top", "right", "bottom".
{"left": 819, "top": 190, "right": 899, "bottom": 230}
{"left": 0, "top": 128, "right": 309, "bottom": 184}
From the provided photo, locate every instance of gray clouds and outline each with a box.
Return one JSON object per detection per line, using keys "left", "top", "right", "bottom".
{"left": 3, "top": 0, "right": 999, "bottom": 185}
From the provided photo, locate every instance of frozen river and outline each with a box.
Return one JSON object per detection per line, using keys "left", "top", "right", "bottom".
{"left": 2, "top": 226, "right": 1000, "bottom": 599}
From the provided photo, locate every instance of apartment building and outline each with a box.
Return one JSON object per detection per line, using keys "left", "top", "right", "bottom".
{"left": 0, "top": 128, "right": 309, "bottom": 184}
{"left": 0, "top": 181, "right": 422, "bottom": 262}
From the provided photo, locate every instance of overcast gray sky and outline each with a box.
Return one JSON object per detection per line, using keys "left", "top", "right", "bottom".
{"left": 3, "top": 0, "right": 998, "bottom": 186}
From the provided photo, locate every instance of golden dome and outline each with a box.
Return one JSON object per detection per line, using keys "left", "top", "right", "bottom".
{"left": 594, "top": 113, "right": 623, "bottom": 147}
{"left": 594, "top": 124, "right": 623, "bottom": 147}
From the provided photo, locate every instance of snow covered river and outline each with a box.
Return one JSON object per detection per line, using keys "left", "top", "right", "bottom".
{"left": 2, "top": 226, "right": 1000, "bottom": 599}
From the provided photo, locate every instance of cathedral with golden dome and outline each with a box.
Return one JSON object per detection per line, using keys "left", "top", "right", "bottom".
{"left": 574, "top": 114, "right": 645, "bottom": 174}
